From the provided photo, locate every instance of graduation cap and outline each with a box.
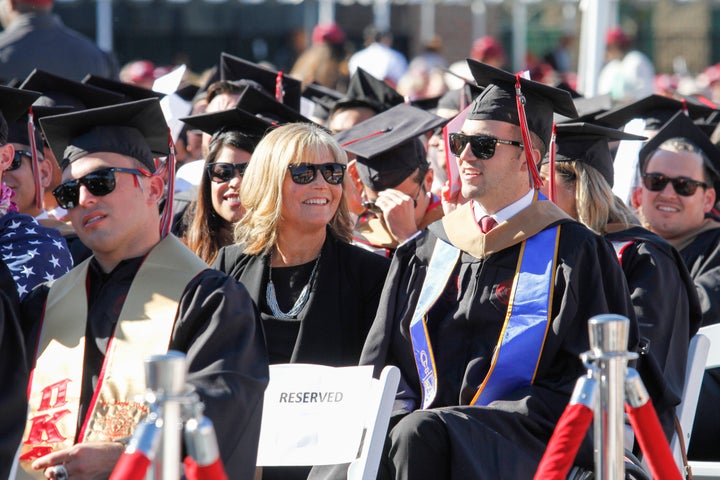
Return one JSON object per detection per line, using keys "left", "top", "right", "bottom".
{"left": 20, "top": 69, "right": 124, "bottom": 109}
{"left": 409, "top": 95, "right": 442, "bottom": 111}
{"left": 638, "top": 111, "right": 720, "bottom": 190}
{"left": 82, "top": 74, "right": 165, "bottom": 101}
{"left": 331, "top": 68, "right": 404, "bottom": 115}
{"left": 302, "top": 82, "right": 344, "bottom": 121}
{"left": 436, "top": 84, "right": 484, "bottom": 115}
{"left": 333, "top": 103, "right": 449, "bottom": 191}
{"left": 0, "top": 85, "right": 43, "bottom": 145}
{"left": 595, "top": 94, "right": 716, "bottom": 131}
{"left": 540, "top": 123, "right": 646, "bottom": 187}
{"left": 40, "top": 98, "right": 170, "bottom": 171}
{"left": 555, "top": 94, "right": 613, "bottom": 124}
{"left": 220, "top": 53, "right": 301, "bottom": 112}
{"left": 466, "top": 59, "right": 578, "bottom": 149}
{"left": 175, "top": 83, "right": 200, "bottom": 103}
{"left": 234, "top": 85, "right": 313, "bottom": 126}
{"left": 180, "top": 107, "right": 274, "bottom": 140}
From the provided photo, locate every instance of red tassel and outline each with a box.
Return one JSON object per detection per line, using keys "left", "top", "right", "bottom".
{"left": 534, "top": 402, "right": 593, "bottom": 480}
{"left": 681, "top": 98, "right": 689, "bottom": 116}
{"left": 159, "top": 129, "right": 176, "bottom": 238}
{"left": 340, "top": 128, "right": 391, "bottom": 148}
{"left": 514, "top": 74, "right": 543, "bottom": 189}
{"left": 548, "top": 124, "right": 557, "bottom": 202}
{"left": 183, "top": 457, "right": 229, "bottom": 480}
{"left": 109, "top": 451, "right": 152, "bottom": 480}
{"left": 275, "top": 71, "right": 285, "bottom": 104}
{"left": 625, "top": 400, "right": 682, "bottom": 480}
{"left": 27, "top": 107, "right": 43, "bottom": 209}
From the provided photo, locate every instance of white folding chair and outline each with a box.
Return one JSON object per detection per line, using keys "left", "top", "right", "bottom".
{"left": 256, "top": 363, "right": 400, "bottom": 480}
{"left": 688, "top": 323, "right": 720, "bottom": 480}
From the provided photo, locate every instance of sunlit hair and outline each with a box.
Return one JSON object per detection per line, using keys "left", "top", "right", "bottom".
{"left": 236, "top": 122, "right": 353, "bottom": 255}
{"left": 643, "top": 137, "right": 718, "bottom": 186}
{"left": 184, "top": 131, "right": 258, "bottom": 264}
{"left": 556, "top": 160, "right": 638, "bottom": 234}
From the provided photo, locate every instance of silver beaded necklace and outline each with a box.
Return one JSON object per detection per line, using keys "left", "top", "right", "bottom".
{"left": 265, "top": 253, "right": 321, "bottom": 319}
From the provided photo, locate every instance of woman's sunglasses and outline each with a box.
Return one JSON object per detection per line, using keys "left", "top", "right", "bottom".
{"left": 288, "top": 163, "right": 345, "bottom": 185}
{"left": 641, "top": 172, "right": 707, "bottom": 197}
{"left": 8, "top": 150, "right": 32, "bottom": 171}
{"left": 448, "top": 133, "right": 523, "bottom": 159}
{"left": 206, "top": 162, "right": 248, "bottom": 183}
{"left": 52, "top": 167, "right": 151, "bottom": 209}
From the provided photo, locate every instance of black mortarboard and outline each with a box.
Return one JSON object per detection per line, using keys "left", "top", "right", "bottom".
{"left": 638, "top": 111, "right": 720, "bottom": 189}
{"left": 0, "top": 86, "right": 42, "bottom": 145}
{"left": 21, "top": 70, "right": 124, "bottom": 109}
{"left": 465, "top": 59, "right": 577, "bottom": 149}
{"left": 175, "top": 83, "right": 200, "bottom": 102}
{"left": 180, "top": 107, "right": 273, "bottom": 139}
{"left": 555, "top": 94, "right": 613, "bottom": 124}
{"left": 82, "top": 74, "right": 165, "bottom": 101}
{"left": 40, "top": 98, "right": 169, "bottom": 171}
{"left": 410, "top": 95, "right": 442, "bottom": 111}
{"left": 234, "top": 85, "right": 313, "bottom": 126}
{"left": 540, "top": 123, "right": 646, "bottom": 187}
{"left": 595, "top": 94, "right": 716, "bottom": 131}
{"left": 220, "top": 53, "right": 301, "bottom": 112}
{"left": 333, "top": 103, "right": 449, "bottom": 191}
{"left": 436, "top": 84, "right": 484, "bottom": 114}
{"left": 302, "top": 82, "right": 344, "bottom": 120}
{"left": 331, "top": 68, "right": 404, "bottom": 114}
{"left": 8, "top": 104, "right": 76, "bottom": 148}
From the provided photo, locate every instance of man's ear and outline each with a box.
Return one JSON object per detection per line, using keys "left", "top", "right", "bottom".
{"left": 703, "top": 186, "right": 717, "bottom": 214}
{"left": 347, "top": 160, "right": 364, "bottom": 191}
{"left": 0, "top": 143, "right": 14, "bottom": 172}
{"left": 146, "top": 174, "right": 166, "bottom": 204}
{"left": 630, "top": 186, "right": 642, "bottom": 210}
{"left": 38, "top": 158, "right": 53, "bottom": 189}
{"left": 423, "top": 167, "right": 434, "bottom": 192}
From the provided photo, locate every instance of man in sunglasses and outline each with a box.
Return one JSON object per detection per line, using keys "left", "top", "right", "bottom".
{"left": 5, "top": 98, "right": 268, "bottom": 479}
{"left": 632, "top": 111, "right": 720, "bottom": 461}
{"left": 356, "top": 61, "right": 636, "bottom": 480}
{"left": 334, "top": 104, "right": 448, "bottom": 258}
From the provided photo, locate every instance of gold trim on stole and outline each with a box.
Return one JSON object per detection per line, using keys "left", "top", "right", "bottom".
{"left": 17, "top": 236, "right": 207, "bottom": 479}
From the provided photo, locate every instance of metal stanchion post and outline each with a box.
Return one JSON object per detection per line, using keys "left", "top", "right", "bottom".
{"left": 586, "top": 314, "right": 637, "bottom": 480}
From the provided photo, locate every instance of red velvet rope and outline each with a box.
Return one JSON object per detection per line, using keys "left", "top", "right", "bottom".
{"left": 514, "top": 74, "right": 543, "bottom": 189}
{"left": 275, "top": 71, "right": 284, "bottom": 104}
{"left": 625, "top": 400, "right": 682, "bottom": 480}
{"left": 159, "top": 129, "right": 176, "bottom": 238}
{"left": 548, "top": 124, "right": 557, "bottom": 202}
{"left": 533, "top": 402, "right": 594, "bottom": 480}
{"left": 183, "top": 457, "right": 229, "bottom": 480}
{"left": 27, "top": 107, "right": 43, "bottom": 208}
{"left": 109, "top": 451, "right": 152, "bottom": 480}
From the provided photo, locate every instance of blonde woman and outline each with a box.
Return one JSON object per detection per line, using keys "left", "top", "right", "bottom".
{"left": 539, "top": 122, "right": 701, "bottom": 444}
{"left": 214, "top": 122, "right": 389, "bottom": 367}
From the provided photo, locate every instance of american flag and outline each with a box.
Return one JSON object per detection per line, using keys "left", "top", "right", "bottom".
{"left": 0, "top": 211, "right": 73, "bottom": 299}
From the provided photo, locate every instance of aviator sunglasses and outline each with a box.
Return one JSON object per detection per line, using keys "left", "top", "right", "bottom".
{"left": 448, "top": 133, "right": 524, "bottom": 159}
{"left": 288, "top": 162, "right": 346, "bottom": 185}
{"left": 53, "top": 167, "right": 152, "bottom": 209}
{"left": 641, "top": 172, "right": 708, "bottom": 197}
{"left": 206, "top": 162, "right": 248, "bottom": 183}
{"left": 8, "top": 150, "right": 33, "bottom": 171}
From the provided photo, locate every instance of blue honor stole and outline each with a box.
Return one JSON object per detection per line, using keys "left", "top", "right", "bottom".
{"left": 471, "top": 225, "right": 560, "bottom": 405}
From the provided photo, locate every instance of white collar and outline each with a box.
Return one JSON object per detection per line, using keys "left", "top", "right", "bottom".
{"left": 472, "top": 189, "right": 534, "bottom": 224}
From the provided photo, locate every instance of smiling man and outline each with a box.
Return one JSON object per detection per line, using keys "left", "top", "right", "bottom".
{"left": 633, "top": 111, "right": 720, "bottom": 461}
{"left": 8, "top": 98, "right": 268, "bottom": 480}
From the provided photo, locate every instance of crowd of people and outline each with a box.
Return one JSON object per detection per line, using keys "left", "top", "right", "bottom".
{"left": 0, "top": 0, "right": 719, "bottom": 478}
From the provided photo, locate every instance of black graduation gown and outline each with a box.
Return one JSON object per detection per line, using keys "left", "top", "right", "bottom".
{"left": 680, "top": 227, "right": 720, "bottom": 460}
{"left": 606, "top": 226, "right": 702, "bottom": 442}
{"left": 359, "top": 209, "right": 637, "bottom": 478}
{"left": 21, "top": 255, "right": 269, "bottom": 479}
{"left": 0, "top": 261, "right": 28, "bottom": 480}
{"left": 214, "top": 232, "right": 390, "bottom": 367}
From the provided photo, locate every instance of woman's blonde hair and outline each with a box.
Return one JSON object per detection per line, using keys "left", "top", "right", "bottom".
{"left": 235, "top": 122, "right": 353, "bottom": 255}
{"left": 556, "top": 160, "right": 638, "bottom": 234}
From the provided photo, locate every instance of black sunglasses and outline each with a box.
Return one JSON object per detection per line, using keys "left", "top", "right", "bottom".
{"left": 642, "top": 172, "right": 708, "bottom": 197}
{"left": 288, "top": 163, "right": 346, "bottom": 185}
{"left": 206, "top": 162, "right": 248, "bottom": 183}
{"left": 53, "top": 167, "right": 151, "bottom": 209}
{"left": 8, "top": 150, "right": 32, "bottom": 171}
{"left": 448, "top": 133, "right": 523, "bottom": 159}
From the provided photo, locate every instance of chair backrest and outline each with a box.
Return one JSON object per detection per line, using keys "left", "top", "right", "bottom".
{"left": 256, "top": 363, "right": 400, "bottom": 480}
{"left": 670, "top": 331, "right": 710, "bottom": 469}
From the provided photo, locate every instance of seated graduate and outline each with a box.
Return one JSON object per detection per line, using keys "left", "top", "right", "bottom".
{"left": 0, "top": 86, "right": 72, "bottom": 300}
{"left": 356, "top": 61, "right": 636, "bottom": 479}
{"left": 12, "top": 98, "right": 268, "bottom": 479}
{"left": 538, "top": 122, "right": 702, "bottom": 443}
{"left": 179, "top": 87, "right": 312, "bottom": 264}
{"left": 334, "top": 104, "right": 448, "bottom": 257}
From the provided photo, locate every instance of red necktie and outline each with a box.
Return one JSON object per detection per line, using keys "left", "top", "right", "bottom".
{"left": 480, "top": 215, "right": 498, "bottom": 234}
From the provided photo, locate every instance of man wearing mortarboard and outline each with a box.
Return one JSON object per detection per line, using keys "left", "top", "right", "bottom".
{"left": 334, "top": 103, "right": 448, "bottom": 258}
{"left": 356, "top": 61, "right": 636, "bottom": 478}
{"left": 9, "top": 98, "right": 268, "bottom": 479}
{"left": 632, "top": 111, "right": 720, "bottom": 462}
